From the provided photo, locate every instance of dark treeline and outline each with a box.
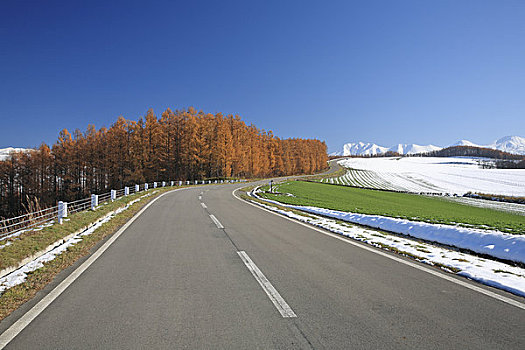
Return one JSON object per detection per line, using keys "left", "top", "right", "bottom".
{"left": 412, "top": 145, "right": 524, "bottom": 160}
{"left": 0, "top": 108, "right": 328, "bottom": 218}
{"left": 493, "top": 160, "right": 525, "bottom": 169}
{"left": 334, "top": 146, "right": 524, "bottom": 160}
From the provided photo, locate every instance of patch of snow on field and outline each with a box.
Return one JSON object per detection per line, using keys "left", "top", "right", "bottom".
{"left": 251, "top": 197, "right": 525, "bottom": 297}
{"left": 337, "top": 157, "right": 525, "bottom": 196}
{"left": 445, "top": 197, "right": 525, "bottom": 216}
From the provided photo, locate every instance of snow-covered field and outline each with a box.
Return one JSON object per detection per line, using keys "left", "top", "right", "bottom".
{"left": 333, "top": 157, "right": 525, "bottom": 197}
{"left": 250, "top": 192, "right": 525, "bottom": 297}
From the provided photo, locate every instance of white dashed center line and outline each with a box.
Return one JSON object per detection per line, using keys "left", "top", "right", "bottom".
{"left": 209, "top": 214, "right": 224, "bottom": 229}
{"left": 237, "top": 251, "right": 297, "bottom": 318}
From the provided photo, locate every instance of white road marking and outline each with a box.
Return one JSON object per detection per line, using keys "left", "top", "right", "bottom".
{"left": 209, "top": 214, "right": 224, "bottom": 229}
{"left": 201, "top": 202, "right": 207, "bottom": 209}
{"left": 0, "top": 188, "right": 189, "bottom": 349}
{"left": 232, "top": 188, "right": 525, "bottom": 311}
{"left": 237, "top": 251, "right": 297, "bottom": 318}
{"left": 198, "top": 195, "right": 202, "bottom": 200}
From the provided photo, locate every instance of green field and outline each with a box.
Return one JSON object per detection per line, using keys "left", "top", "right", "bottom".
{"left": 258, "top": 181, "right": 525, "bottom": 235}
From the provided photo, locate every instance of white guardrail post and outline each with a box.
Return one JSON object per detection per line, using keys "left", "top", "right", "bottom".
{"left": 154, "top": 182, "right": 157, "bottom": 188}
{"left": 135, "top": 184, "right": 140, "bottom": 193}
{"left": 162, "top": 181, "right": 166, "bottom": 187}
{"left": 145, "top": 183, "right": 149, "bottom": 191}
{"left": 91, "top": 194, "right": 98, "bottom": 211}
{"left": 171, "top": 181, "right": 174, "bottom": 186}
{"left": 125, "top": 186, "right": 129, "bottom": 196}
{"left": 111, "top": 189, "right": 117, "bottom": 201}
{"left": 58, "top": 201, "right": 68, "bottom": 224}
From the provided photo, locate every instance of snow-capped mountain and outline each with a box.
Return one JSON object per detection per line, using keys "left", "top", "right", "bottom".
{"left": 341, "top": 142, "right": 389, "bottom": 156}
{"left": 450, "top": 140, "right": 481, "bottom": 147}
{"left": 488, "top": 136, "right": 525, "bottom": 155}
{"left": 334, "top": 136, "right": 525, "bottom": 156}
{"left": 0, "top": 147, "right": 30, "bottom": 161}
{"left": 448, "top": 136, "right": 525, "bottom": 155}
{"left": 335, "top": 142, "right": 442, "bottom": 156}
{"left": 387, "top": 144, "right": 442, "bottom": 155}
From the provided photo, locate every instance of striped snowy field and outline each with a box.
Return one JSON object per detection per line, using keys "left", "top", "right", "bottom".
{"left": 332, "top": 157, "right": 525, "bottom": 197}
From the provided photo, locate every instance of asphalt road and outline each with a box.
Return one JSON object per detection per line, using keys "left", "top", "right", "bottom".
{"left": 1, "top": 182, "right": 524, "bottom": 349}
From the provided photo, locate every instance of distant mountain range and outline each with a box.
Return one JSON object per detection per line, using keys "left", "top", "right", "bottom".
{"left": 0, "top": 147, "right": 30, "bottom": 161}
{"left": 333, "top": 136, "right": 525, "bottom": 156}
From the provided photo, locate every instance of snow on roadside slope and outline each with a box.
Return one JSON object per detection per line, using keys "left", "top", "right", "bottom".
{"left": 338, "top": 157, "right": 525, "bottom": 196}
{"left": 293, "top": 206, "right": 525, "bottom": 264}
{"left": 249, "top": 196, "right": 525, "bottom": 297}
{"left": 0, "top": 192, "right": 155, "bottom": 294}
{"left": 252, "top": 191, "right": 525, "bottom": 264}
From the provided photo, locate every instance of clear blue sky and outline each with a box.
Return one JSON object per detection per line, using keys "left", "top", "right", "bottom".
{"left": 1, "top": 0, "right": 524, "bottom": 152}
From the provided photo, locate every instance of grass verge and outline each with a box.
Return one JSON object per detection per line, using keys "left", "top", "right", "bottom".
{"left": 0, "top": 186, "right": 179, "bottom": 321}
{"left": 0, "top": 188, "right": 178, "bottom": 271}
{"left": 257, "top": 181, "right": 525, "bottom": 234}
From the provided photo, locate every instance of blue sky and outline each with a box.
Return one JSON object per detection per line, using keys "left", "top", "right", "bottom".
{"left": 1, "top": 0, "right": 524, "bottom": 152}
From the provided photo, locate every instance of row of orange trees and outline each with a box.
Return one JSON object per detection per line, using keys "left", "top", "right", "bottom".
{"left": 0, "top": 108, "right": 327, "bottom": 217}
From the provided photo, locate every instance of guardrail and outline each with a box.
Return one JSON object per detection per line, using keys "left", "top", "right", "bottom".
{"left": 0, "top": 179, "right": 246, "bottom": 242}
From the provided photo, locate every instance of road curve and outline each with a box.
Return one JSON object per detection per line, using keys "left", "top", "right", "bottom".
{"left": 1, "top": 183, "right": 524, "bottom": 349}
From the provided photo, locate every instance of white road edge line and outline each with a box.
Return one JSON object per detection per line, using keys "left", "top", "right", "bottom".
{"left": 209, "top": 214, "right": 224, "bottom": 229}
{"left": 0, "top": 188, "right": 188, "bottom": 349}
{"left": 201, "top": 202, "right": 207, "bottom": 209}
{"left": 237, "top": 251, "right": 297, "bottom": 318}
{"left": 232, "top": 188, "right": 525, "bottom": 311}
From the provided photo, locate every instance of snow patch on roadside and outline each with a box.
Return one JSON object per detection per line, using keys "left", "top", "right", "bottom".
{"left": 0, "top": 191, "right": 155, "bottom": 295}
{"left": 249, "top": 193, "right": 525, "bottom": 297}
{"left": 290, "top": 206, "right": 525, "bottom": 264}
{"left": 253, "top": 189, "right": 525, "bottom": 264}
{"left": 1, "top": 221, "right": 56, "bottom": 244}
